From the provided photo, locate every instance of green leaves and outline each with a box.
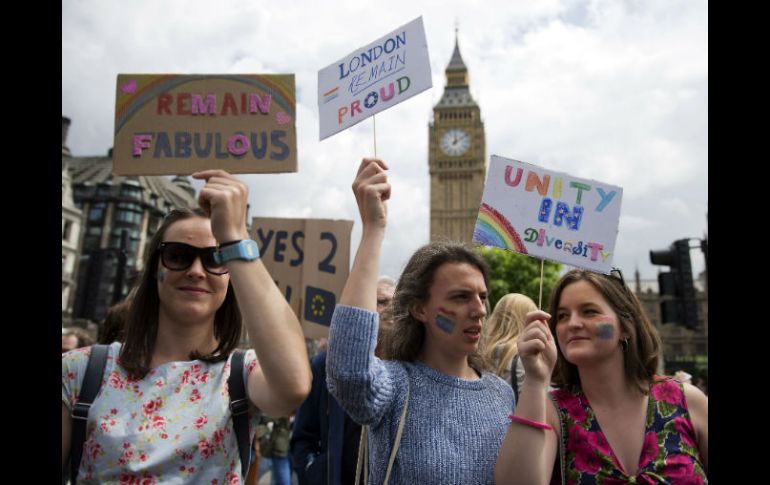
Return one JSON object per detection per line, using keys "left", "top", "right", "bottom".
{"left": 475, "top": 247, "right": 561, "bottom": 310}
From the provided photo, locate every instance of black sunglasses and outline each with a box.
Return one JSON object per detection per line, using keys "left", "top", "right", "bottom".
{"left": 158, "top": 242, "right": 229, "bottom": 275}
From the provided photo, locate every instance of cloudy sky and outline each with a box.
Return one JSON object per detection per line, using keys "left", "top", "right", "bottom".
{"left": 62, "top": 0, "right": 708, "bottom": 284}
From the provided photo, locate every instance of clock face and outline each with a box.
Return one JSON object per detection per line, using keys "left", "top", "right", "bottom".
{"left": 440, "top": 129, "right": 471, "bottom": 156}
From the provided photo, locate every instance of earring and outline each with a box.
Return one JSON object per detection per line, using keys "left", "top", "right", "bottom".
{"left": 621, "top": 337, "right": 629, "bottom": 352}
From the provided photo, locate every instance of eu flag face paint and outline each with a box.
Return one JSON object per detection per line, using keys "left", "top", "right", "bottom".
{"left": 596, "top": 322, "right": 615, "bottom": 340}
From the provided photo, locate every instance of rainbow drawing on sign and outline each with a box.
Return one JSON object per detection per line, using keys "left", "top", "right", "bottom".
{"left": 323, "top": 86, "right": 339, "bottom": 103}
{"left": 473, "top": 203, "right": 528, "bottom": 254}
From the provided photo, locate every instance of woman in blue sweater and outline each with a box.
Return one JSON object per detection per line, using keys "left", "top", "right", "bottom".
{"left": 326, "top": 158, "right": 514, "bottom": 484}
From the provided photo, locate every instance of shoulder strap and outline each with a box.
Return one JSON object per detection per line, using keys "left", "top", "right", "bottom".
{"left": 383, "top": 383, "right": 409, "bottom": 485}
{"left": 355, "top": 425, "right": 368, "bottom": 485}
{"left": 229, "top": 349, "right": 251, "bottom": 479}
{"left": 70, "top": 344, "right": 110, "bottom": 484}
{"left": 510, "top": 355, "right": 520, "bottom": 404}
{"left": 355, "top": 382, "right": 411, "bottom": 485}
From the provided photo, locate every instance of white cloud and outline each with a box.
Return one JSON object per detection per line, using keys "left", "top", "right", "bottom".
{"left": 63, "top": 0, "right": 707, "bottom": 281}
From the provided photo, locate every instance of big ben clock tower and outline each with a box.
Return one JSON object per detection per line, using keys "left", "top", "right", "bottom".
{"left": 428, "top": 32, "right": 486, "bottom": 242}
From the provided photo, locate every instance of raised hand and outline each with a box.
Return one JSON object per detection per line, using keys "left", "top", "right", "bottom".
{"left": 517, "top": 310, "right": 558, "bottom": 384}
{"left": 351, "top": 158, "right": 391, "bottom": 231}
{"left": 191, "top": 170, "right": 250, "bottom": 244}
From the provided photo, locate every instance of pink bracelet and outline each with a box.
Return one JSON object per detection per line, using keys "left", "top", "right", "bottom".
{"left": 508, "top": 414, "right": 553, "bottom": 430}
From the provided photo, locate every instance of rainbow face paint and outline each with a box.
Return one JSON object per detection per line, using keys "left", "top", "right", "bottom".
{"left": 435, "top": 315, "right": 455, "bottom": 334}
{"left": 596, "top": 322, "right": 615, "bottom": 340}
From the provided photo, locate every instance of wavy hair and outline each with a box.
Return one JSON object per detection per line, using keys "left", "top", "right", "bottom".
{"left": 481, "top": 293, "right": 538, "bottom": 378}
{"left": 382, "top": 241, "right": 491, "bottom": 372}
{"left": 119, "top": 208, "right": 242, "bottom": 379}
{"left": 548, "top": 269, "right": 661, "bottom": 394}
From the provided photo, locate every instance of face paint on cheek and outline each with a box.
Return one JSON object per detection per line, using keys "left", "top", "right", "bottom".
{"left": 435, "top": 314, "right": 456, "bottom": 334}
{"left": 437, "top": 307, "right": 457, "bottom": 317}
{"left": 596, "top": 322, "right": 615, "bottom": 340}
{"left": 157, "top": 269, "right": 165, "bottom": 283}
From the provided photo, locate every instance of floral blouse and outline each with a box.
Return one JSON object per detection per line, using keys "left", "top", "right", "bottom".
{"left": 550, "top": 377, "right": 707, "bottom": 484}
{"left": 62, "top": 342, "right": 260, "bottom": 484}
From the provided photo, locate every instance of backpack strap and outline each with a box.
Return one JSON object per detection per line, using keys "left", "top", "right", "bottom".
{"left": 510, "top": 354, "right": 520, "bottom": 405}
{"left": 229, "top": 349, "right": 251, "bottom": 479}
{"left": 70, "top": 344, "right": 110, "bottom": 484}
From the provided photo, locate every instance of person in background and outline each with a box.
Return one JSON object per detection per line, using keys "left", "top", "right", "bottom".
{"left": 482, "top": 293, "right": 539, "bottom": 399}
{"left": 376, "top": 276, "right": 396, "bottom": 328}
{"left": 674, "top": 370, "right": 693, "bottom": 385}
{"left": 62, "top": 170, "right": 311, "bottom": 483}
{"left": 495, "top": 268, "right": 708, "bottom": 484}
{"left": 326, "top": 158, "right": 514, "bottom": 484}
{"left": 290, "top": 274, "right": 396, "bottom": 485}
{"left": 62, "top": 327, "right": 94, "bottom": 354}
{"left": 259, "top": 416, "right": 293, "bottom": 485}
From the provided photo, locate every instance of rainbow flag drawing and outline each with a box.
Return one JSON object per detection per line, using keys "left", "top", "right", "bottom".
{"left": 323, "top": 86, "right": 339, "bottom": 104}
{"left": 473, "top": 203, "right": 528, "bottom": 254}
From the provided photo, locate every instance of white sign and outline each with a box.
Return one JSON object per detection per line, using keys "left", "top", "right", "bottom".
{"left": 318, "top": 16, "right": 432, "bottom": 140}
{"left": 473, "top": 155, "right": 623, "bottom": 274}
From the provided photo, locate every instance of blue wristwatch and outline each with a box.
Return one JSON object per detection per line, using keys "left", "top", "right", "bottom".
{"left": 213, "top": 239, "right": 260, "bottom": 264}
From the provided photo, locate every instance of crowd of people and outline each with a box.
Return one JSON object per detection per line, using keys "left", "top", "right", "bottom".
{"left": 63, "top": 161, "right": 708, "bottom": 484}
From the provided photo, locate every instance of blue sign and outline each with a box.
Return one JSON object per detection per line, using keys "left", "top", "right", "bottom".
{"left": 303, "top": 286, "right": 336, "bottom": 326}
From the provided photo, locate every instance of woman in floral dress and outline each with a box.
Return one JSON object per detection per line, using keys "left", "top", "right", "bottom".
{"left": 62, "top": 170, "right": 311, "bottom": 484}
{"left": 495, "top": 269, "right": 707, "bottom": 484}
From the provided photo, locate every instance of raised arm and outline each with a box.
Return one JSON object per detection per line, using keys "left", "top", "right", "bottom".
{"left": 326, "top": 159, "right": 400, "bottom": 425}
{"left": 340, "top": 158, "right": 390, "bottom": 310}
{"left": 495, "top": 310, "right": 559, "bottom": 485}
{"left": 193, "top": 169, "right": 311, "bottom": 417}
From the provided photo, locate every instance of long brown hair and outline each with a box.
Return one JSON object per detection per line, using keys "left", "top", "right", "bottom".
{"left": 382, "top": 241, "right": 491, "bottom": 372}
{"left": 119, "top": 208, "right": 242, "bottom": 379}
{"left": 548, "top": 269, "right": 661, "bottom": 394}
{"left": 481, "top": 293, "right": 538, "bottom": 378}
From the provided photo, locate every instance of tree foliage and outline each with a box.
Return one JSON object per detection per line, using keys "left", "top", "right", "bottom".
{"left": 475, "top": 247, "right": 562, "bottom": 311}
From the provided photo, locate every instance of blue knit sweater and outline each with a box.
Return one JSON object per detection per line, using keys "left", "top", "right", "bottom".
{"left": 326, "top": 305, "right": 515, "bottom": 484}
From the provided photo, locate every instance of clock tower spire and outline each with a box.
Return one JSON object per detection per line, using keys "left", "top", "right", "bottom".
{"left": 428, "top": 31, "right": 486, "bottom": 242}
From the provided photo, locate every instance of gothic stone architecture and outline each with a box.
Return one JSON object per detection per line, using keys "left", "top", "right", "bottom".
{"left": 428, "top": 36, "right": 486, "bottom": 242}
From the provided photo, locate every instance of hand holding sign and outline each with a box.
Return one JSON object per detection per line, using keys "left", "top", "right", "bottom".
{"left": 192, "top": 170, "right": 250, "bottom": 243}
{"left": 352, "top": 158, "right": 391, "bottom": 231}
{"left": 517, "top": 310, "right": 557, "bottom": 384}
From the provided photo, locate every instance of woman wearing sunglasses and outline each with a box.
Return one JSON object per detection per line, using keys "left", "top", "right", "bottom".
{"left": 495, "top": 269, "right": 708, "bottom": 484}
{"left": 62, "top": 170, "right": 311, "bottom": 483}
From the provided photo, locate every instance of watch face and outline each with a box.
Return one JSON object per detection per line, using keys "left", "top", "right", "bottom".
{"left": 440, "top": 129, "right": 470, "bottom": 156}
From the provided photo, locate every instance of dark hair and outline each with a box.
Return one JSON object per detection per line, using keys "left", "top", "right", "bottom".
{"left": 547, "top": 269, "right": 661, "bottom": 394}
{"left": 98, "top": 293, "right": 132, "bottom": 345}
{"left": 383, "top": 241, "right": 491, "bottom": 371}
{"left": 119, "top": 208, "right": 242, "bottom": 378}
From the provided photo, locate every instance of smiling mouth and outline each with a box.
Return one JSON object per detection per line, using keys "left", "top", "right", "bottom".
{"left": 568, "top": 337, "right": 589, "bottom": 343}
{"left": 179, "top": 287, "right": 210, "bottom": 294}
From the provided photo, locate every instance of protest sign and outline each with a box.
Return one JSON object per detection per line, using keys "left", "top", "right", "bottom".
{"left": 114, "top": 74, "right": 297, "bottom": 175}
{"left": 473, "top": 155, "right": 623, "bottom": 274}
{"left": 252, "top": 217, "right": 353, "bottom": 338}
{"left": 318, "top": 16, "right": 432, "bottom": 140}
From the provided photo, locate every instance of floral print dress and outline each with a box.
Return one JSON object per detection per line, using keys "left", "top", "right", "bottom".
{"left": 62, "top": 342, "right": 261, "bottom": 484}
{"left": 550, "top": 377, "right": 707, "bottom": 484}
